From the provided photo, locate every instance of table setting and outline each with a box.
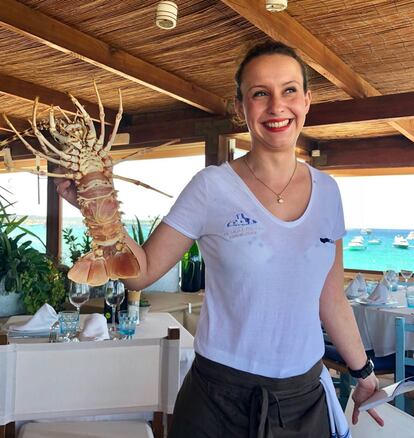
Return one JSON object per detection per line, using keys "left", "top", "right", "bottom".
{"left": 347, "top": 271, "right": 414, "bottom": 356}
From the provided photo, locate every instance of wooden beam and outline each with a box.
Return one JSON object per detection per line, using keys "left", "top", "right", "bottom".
{"left": 0, "top": 115, "right": 29, "bottom": 133}
{"left": 0, "top": 0, "right": 227, "bottom": 115}
{"left": 123, "top": 116, "right": 245, "bottom": 145}
{"left": 306, "top": 92, "right": 414, "bottom": 127}
{"left": 0, "top": 73, "right": 116, "bottom": 124}
{"left": 220, "top": 0, "right": 414, "bottom": 141}
{"left": 313, "top": 136, "right": 414, "bottom": 170}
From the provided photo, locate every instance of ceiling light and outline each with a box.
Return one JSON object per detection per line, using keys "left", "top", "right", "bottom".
{"left": 266, "top": 0, "right": 288, "bottom": 12}
{"left": 156, "top": 1, "right": 178, "bottom": 29}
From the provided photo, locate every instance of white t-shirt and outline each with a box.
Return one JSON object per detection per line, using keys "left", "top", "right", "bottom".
{"left": 163, "top": 162, "right": 345, "bottom": 378}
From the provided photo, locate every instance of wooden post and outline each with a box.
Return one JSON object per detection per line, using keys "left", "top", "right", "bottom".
{"left": 46, "top": 162, "right": 61, "bottom": 260}
{"left": 205, "top": 133, "right": 231, "bottom": 167}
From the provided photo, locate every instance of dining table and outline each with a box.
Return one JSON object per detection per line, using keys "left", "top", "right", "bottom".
{"left": 351, "top": 288, "right": 414, "bottom": 357}
{"left": 1, "top": 311, "right": 195, "bottom": 384}
{"left": 0, "top": 311, "right": 195, "bottom": 429}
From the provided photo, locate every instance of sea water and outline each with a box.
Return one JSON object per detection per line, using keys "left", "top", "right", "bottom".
{"left": 10, "top": 224, "right": 414, "bottom": 272}
{"left": 11, "top": 222, "right": 151, "bottom": 265}
{"left": 344, "top": 229, "right": 414, "bottom": 271}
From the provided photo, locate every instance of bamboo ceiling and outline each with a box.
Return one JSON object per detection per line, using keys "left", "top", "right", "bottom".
{"left": 0, "top": 0, "right": 413, "bottom": 167}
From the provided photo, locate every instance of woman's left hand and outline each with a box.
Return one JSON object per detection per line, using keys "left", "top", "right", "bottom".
{"left": 352, "top": 373, "right": 384, "bottom": 426}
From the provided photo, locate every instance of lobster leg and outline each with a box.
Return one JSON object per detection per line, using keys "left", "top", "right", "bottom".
{"left": 112, "top": 139, "right": 180, "bottom": 165}
{"left": 68, "top": 93, "right": 97, "bottom": 147}
{"left": 31, "top": 98, "right": 71, "bottom": 160}
{"left": 112, "top": 174, "right": 173, "bottom": 198}
{"left": 93, "top": 81, "right": 105, "bottom": 152}
{"left": 3, "top": 114, "right": 67, "bottom": 168}
{"left": 103, "top": 89, "right": 123, "bottom": 154}
{"left": 48, "top": 105, "right": 74, "bottom": 147}
{"left": 31, "top": 169, "right": 75, "bottom": 179}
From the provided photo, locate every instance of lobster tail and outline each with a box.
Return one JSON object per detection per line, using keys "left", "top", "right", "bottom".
{"left": 68, "top": 246, "right": 140, "bottom": 287}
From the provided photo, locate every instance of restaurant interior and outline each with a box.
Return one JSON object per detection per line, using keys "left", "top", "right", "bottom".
{"left": 1, "top": 1, "right": 414, "bottom": 436}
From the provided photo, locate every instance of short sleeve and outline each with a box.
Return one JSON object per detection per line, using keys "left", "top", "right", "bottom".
{"left": 332, "top": 186, "right": 346, "bottom": 241}
{"left": 162, "top": 170, "right": 207, "bottom": 240}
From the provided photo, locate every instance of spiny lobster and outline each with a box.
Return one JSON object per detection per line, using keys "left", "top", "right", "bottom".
{"left": 2, "top": 83, "right": 172, "bottom": 286}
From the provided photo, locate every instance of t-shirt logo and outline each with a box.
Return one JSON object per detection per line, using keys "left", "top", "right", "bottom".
{"left": 227, "top": 213, "right": 257, "bottom": 227}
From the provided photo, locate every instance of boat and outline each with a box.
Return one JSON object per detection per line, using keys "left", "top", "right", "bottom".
{"left": 348, "top": 236, "right": 366, "bottom": 251}
{"left": 360, "top": 228, "right": 372, "bottom": 235}
{"left": 393, "top": 235, "right": 409, "bottom": 249}
{"left": 407, "top": 231, "right": 414, "bottom": 241}
{"left": 367, "top": 238, "right": 381, "bottom": 245}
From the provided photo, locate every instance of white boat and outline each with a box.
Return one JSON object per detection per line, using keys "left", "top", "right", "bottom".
{"left": 360, "top": 228, "right": 372, "bottom": 235}
{"left": 367, "top": 238, "right": 381, "bottom": 245}
{"left": 407, "top": 231, "right": 414, "bottom": 241}
{"left": 348, "top": 236, "right": 366, "bottom": 251}
{"left": 393, "top": 235, "right": 409, "bottom": 249}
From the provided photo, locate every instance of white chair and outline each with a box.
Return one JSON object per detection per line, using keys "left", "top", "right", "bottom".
{"left": 345, "top": 389, "right": 414, "bottom": 437}
{"left": 0, "top": 328, "right": 180, "bottom": 438}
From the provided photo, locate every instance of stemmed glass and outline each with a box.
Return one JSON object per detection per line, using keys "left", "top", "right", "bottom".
{"left": 383, "top": 268, "right": 398, "bottom": 292}
{"left": 400, "top": 269, "right": 414, "bottom": 290}
{"left": 104, "top": 280, "right": 125, "bottom": 335}
{"left": 68, "top": 281, "right": 90, "bottom": 325}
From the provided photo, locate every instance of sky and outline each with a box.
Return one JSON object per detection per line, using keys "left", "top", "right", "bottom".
{"left": 1, "top": 156, "right": 414, "bottom": 230}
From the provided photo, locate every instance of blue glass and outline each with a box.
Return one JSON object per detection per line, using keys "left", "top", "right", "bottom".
{"left": 118, "top": 310, "right": 138, "bottom": 339}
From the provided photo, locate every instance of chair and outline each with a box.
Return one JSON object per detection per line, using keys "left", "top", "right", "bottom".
{"left": 345, "top": 388, "right": 414, "bottom": 437}
{"left": 394, "top": 317, "right": 414, "bottom": 412}
{"left": 0, "top": 328, "right": 180, "bottom": 438}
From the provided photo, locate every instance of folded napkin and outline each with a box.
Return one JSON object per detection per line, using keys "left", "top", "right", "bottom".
{"left": 78, "top": 313, "right": 110, "bottom": 341}
{"left": 345, "top": 273, "right": 367, "bottom": 298}
{"left": 9, "top": 303, "right": 58, "bottom": 332}
{"left": 367, "top": 279, "right": 389, "bottom": 304}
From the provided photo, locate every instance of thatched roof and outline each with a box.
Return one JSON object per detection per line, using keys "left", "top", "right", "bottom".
{"left": 1, "top": 0, "right": 414, "bottom": 172}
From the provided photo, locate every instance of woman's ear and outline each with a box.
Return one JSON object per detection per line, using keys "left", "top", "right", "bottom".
{"left": 234, "top": 97, "right": 245, "bottom": 122}
{"left": 304, "top": 90, "right": 312, "bottom": 115}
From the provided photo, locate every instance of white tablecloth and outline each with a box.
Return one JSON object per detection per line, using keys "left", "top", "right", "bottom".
{"left": 352, "top": 290, "right": 414, "bottom": 356}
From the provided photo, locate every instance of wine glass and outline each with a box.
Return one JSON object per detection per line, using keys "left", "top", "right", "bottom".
{"left": 104, "top": 280, "right": 125, "bottom": 335}
{"left": 68, "top": 281, "right": 90, "bottom": 324}
{"left": 400, "top": 269, "right": 414, "bottom": 290}
{"left": 383, "top": 268, "right": 398, "bottom": 292}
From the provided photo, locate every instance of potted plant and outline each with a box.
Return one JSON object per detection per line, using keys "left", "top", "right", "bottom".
{"left": 130, "top": 215, "right": 180, "bottom": 293}
{"left": 0, "top": 196, "right": 66, "bottom": 316}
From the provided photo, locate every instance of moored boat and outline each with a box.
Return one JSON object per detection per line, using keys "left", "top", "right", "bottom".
{"left": 367, "top": 238, "right": 381, "bottom": 245}
{"left": 348, "top": 236, "right": 366, "bottom": 251}
{"left": 407, "top": 231, "right": 414, "bottom": 241}
{"left": 393, "top": 235, "right": 409, "bottom": 249}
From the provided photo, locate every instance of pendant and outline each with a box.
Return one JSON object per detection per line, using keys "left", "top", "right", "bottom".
{"left": 277, "top": 196, "right": 284, "bottom": 204}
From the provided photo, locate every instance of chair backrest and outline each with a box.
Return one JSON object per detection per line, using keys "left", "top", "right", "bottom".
{"left": 395, "top": 317, "right": 414, "bottom": 411}
{"left": 0, "top": 328, "right": 180, "bottom": 426}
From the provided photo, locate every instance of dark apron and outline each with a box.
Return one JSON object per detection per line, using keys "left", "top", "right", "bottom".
{"left": 168, "top": 354, "right": 330, "bottom": 438}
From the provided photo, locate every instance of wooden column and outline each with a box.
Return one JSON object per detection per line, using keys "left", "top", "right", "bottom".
{"left": 46, "top": 163, "right": 61, "bottom": 260}
{"left": 205, "top": 133, "right": 231, "bottom": 167}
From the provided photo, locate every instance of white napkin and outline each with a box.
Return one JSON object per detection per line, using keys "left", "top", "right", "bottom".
{"left": 78, "top": 313, "right": 110, "bottom": 341}
{"left": 345, "top": 273, "right": 367, "bottom": 298}
{"left": 9, "top": 303, "right": 58, "bottom": 332}
{"left": 367, "top": 279, "right": 389, "bottom": 304}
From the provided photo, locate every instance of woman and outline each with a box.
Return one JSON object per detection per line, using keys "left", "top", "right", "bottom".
{"left": 57, "top": 41, "right": 383, "bottom": 437}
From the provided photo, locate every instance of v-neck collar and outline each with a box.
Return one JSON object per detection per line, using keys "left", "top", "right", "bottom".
{"left": 223, "top": 161, "right": 316, "bottom": 227}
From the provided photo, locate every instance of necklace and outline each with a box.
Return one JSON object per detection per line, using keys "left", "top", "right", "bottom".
{"left": 243, "top": 155, "right": 298, "bottom": 204}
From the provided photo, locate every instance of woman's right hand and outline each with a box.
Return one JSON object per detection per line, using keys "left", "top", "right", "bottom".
{"left": 55, "top": 177, "right": 79, "bottom": 209}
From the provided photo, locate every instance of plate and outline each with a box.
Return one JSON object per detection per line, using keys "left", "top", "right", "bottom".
{"left": 5, "top": 328, "right": 51, "bottom": 338}
{"left": 354, "top": 297, "right": 400, "bottom": 307}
